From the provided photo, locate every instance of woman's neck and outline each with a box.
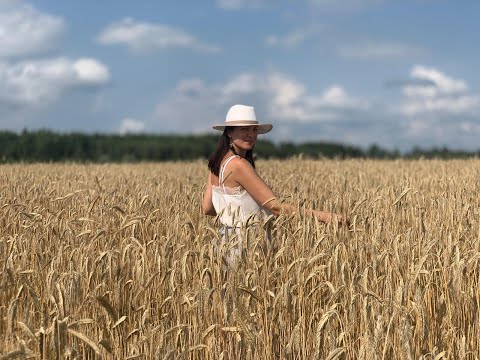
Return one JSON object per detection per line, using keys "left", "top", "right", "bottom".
{"left": 230, "top": 145, "right": 246, "bottom": 158}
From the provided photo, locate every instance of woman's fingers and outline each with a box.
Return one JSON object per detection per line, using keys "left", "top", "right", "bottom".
{"left": 333, "top": 213, "right": 350, "bottom": 226}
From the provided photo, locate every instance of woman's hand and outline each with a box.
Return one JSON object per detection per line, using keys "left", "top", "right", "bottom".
{"left": 332, "top": 213, "right": 350, "bottom": 226}
{"left": 313, "top": 210, "right": 350, "bottom": 226}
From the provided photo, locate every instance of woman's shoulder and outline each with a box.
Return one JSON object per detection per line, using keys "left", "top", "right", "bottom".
{"left": 227, "top": 156, "right": 253, "bottom": 170}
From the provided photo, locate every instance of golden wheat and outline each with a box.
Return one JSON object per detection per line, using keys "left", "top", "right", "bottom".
{"left": 0, "top": 159, "right": 479, "bottom": 359}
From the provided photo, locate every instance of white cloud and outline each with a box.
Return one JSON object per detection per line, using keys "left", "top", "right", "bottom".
{"left": 97, "top": 18, "right": 220, "bottom": 54}
{"left": 216, "top": 0, "right": 267, "bottom": 10}
{"left": 402, "top": 114, "right": 480, "bottom": 150}
{"left": 151, "top": 70, "right": 369, "bottom": 134}
{"left": 175, "top": 78, "right": 207, "bottom": 96}
{"left": 266, "top": 25, "right": 323, "bottom": 49}
{"left": 153, "top": 78, "right": 221, "bottom": 133}
{"left": 217, "top": 0, "right": 383, "bottom": 11}
{"left": 403, "top": 65, "right": 467, "bottom": 98}
{"left": 313, "top": 85, "right": 366, "bottom": 108}
{"left": 0, "top": 58, "right": 110, "bottom": 106}
{"left": 222, "top": 72, "right": 368, "bottom": 121}
{"left": 338, "top": 41, "right": 423, "bottom": 60}
{"left": 459, "top": 122, "right": 480, "bottom": 134}
{"left": 401, "top": 95, "right": 480, "bottom": 116}
{"left": 119, "top": 118, "right": 145, "bottom": 134}
{"left": 73, "top": 58, "right": 110, "bottom": 84}
{"left": 0, "top": 2, "right": 65, "bottom": 58}
{"left": 221, "top": 72, "right": 307, "bottom": 108}
{"left": 147, "top": 68, "right": 480, "bottom": 151}
{"left": 0, "top": 0, "right": 21, "bottom": 7}
{"left": 399, "top": 65, "right": 479, "bottom": 116}
{"left": 266, "top": 73, "right": 306, "bottom": 108}
{"left": 387, "top": 65, "right": 480, "bottom": 149}
{"left": 309, "top": 0, "right": 383, "bottom": 8}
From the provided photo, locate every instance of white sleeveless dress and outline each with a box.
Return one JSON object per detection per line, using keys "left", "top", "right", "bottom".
{"left": 212, "top": 155, "right": 271, "bottom": 228}
{"left": 211, "top": 155, "right": 271, "bottom": 265}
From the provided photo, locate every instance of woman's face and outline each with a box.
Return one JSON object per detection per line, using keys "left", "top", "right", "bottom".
{"left": 228, "top": 126, "right": 259, "bottom": 152}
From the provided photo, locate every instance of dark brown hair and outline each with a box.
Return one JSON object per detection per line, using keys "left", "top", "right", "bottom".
{"left": 208, "top": 127, "right": 255, "bottom": 177}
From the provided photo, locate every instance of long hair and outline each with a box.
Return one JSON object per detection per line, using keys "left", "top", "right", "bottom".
{"left": 208, "top": 127, "right": 255, "bottom": 176}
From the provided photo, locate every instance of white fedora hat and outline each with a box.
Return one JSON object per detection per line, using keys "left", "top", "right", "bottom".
{"left": 213, "top": 104, "right": 273, "bottom": 134}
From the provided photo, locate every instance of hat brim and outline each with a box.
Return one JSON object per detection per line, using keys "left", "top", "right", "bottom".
{"left": 212, "top": 123, "right": 273, "bottom": 134}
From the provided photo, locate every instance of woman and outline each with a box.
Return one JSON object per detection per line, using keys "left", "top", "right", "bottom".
{"left": 202, "top": 104, "right": 347, "bottom": 231}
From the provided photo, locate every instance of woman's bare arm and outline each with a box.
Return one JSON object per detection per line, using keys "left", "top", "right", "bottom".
{"left": 201, "top": 173, "right": 217, "bottom": 216}
{"left": 231, "top": 158, "right": 348, "bottom": 224}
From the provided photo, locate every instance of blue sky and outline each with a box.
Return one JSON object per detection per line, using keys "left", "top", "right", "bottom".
{"left": 0, "top": 0, "right": 479, "bottom": 151}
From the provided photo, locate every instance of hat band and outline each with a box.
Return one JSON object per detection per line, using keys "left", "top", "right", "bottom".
{"left": 225, "top": 120, "right": 259, "bottom": 125}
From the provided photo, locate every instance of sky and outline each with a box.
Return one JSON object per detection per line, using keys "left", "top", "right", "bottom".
{"left": 0, "top": 0, "right": 479, "bottom": 151}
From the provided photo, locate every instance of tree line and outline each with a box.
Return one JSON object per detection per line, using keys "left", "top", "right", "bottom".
{"left": 0, "top": 129, "right": 477, "bottom": 163}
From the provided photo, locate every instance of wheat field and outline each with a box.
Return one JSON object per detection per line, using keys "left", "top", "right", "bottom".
{"left": 0, "top": 159, "right": 479, "bottom": 359}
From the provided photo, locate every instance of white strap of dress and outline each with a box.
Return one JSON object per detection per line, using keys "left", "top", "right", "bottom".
{"left": 220, "top": 155, "right": 238, "bottom": 191}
